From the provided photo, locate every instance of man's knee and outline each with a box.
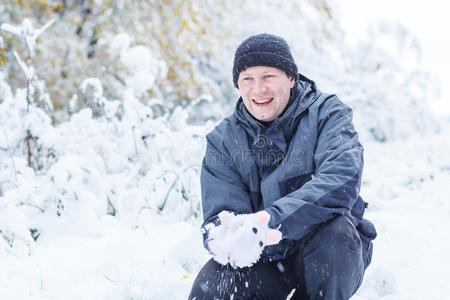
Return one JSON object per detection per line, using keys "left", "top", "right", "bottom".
{"left": 301, "top": 216, "right": 365, "bottom": 298}
{"left": 313, "top": 215, "right": 362, "bottom": 255}
{"left": 189, "top": 258, "right": 296, "bottom": 300}
{"left": 188, "top": 259, "right": 223, "bottom": 300}
{"left": 302, "top": 216, "right": 364, "bottom": 284}
{"left": 189, "top": 259, "right": 255, "bottom": 299}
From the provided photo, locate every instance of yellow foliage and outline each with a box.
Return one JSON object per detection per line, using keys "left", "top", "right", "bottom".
{"left": 311, "top": 0, "right": 333, "bottom": 20}
{"left": 0, "top": 55, "right": 6, "bottom": 67}
{"left": 0, "top": 0, "right": 246, "bottom": 111}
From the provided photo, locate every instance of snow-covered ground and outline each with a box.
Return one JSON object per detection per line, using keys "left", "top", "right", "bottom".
{"left": 355, "top": 123, "right": 450, "bottom": 299}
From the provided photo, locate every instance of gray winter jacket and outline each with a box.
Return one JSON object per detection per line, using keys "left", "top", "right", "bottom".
{"left": 201, "top": 74, "right": 376, "bottom": 266}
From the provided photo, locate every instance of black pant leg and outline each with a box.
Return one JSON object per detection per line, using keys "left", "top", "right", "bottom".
{"left": 299, "top": 215, "right": 365, "bottom": 300}
{"left": 189, "top": 258, "right": 298, "bottom": 300}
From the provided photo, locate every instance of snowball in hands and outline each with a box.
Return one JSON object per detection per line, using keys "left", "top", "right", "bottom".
{"left": 206, "top": 211, "right": 282, "bottom": 268}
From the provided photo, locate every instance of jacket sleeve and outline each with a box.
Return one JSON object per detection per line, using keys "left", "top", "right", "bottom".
{"left": 200, "top": 132, "right": 253, "bottom": 223}
{"left": 265, "top": 97, "right": 364, "bottom": 240}
{"left": 200, "top": 133, "right": 254, "bottom": 251}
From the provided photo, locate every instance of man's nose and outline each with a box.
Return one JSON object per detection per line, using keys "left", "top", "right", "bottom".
{"left": 253, "top": 79, "right": 267, "bottom": 95}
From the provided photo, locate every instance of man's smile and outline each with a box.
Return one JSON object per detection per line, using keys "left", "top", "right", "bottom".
{"left": 252, "top": 97, "right": 274, "bottom": 105}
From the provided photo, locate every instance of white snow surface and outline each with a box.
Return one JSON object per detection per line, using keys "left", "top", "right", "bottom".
{"left": 120, "top": 45, "right": 159, "bottom": 95}
{"left": 0, "top": 18, "right": 55, "bottom": 54}
{"left": 80, "top": 78, "right": 104, "bottom": 99}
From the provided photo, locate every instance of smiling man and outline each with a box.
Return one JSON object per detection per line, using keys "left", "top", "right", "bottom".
{"left": 238, "top": 66, "right": 295, "bottom": 123}
{"left": 189, "top": 34, "right": 377, "bottom": 300}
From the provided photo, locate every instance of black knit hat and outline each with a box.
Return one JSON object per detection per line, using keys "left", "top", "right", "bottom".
{"left": 233, "top": 33, "right": 299, "bottom": 88}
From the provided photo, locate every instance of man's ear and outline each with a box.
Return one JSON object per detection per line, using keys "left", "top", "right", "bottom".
{"left": 289, "top": 76, "right": 295, "bottom": 88}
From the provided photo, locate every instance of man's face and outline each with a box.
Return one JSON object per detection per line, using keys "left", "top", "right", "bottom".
{"left": 237, "top": 66, "right": 295, "bottom": 122}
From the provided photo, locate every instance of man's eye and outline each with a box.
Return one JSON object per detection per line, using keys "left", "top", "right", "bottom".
{"left": 264, "top": 74, "right": 274, "bottom": 79}
{"left": 242, "top": 77, "right": 252, "bottom": 81}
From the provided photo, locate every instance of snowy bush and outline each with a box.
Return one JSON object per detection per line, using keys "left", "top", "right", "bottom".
{"left": 0, "top": 17, "right": 211, "bottom": 257}
{"left": 0, "top": 0, "right": 239, "bottom": 119}
{"left": 233, "top": 0, "right": 440, "bottom": 143}
{"left": 333, "top": 21, "right": 441, "bottom": 142}
{"left": 0, "top": 76, "right": 211, "bottom": 257}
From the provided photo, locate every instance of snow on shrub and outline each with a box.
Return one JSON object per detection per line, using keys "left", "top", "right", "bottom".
{"left": 234, "top": 1, "right": 441, "bottom": 143}
{"left": 0, "top": 73, "right": 210, "bottom": 255}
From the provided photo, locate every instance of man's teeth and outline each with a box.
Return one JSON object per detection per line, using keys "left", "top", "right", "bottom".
{"left": 253, "top": 98, "right": 273, "bottom": 104}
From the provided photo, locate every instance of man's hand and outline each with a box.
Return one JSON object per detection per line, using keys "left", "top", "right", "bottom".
{"left": 205, "top": 211, "right": 282, "bottom": 268}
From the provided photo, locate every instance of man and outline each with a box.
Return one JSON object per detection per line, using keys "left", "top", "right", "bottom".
{"left": 189, "top": 34, "right": 377, "bottom": 300}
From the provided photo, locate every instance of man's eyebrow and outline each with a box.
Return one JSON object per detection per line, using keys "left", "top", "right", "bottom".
{"left": 262, "top": 69, "right": 277, "bottom": 74}
{"left": 241, "top": 71, "right": 273, "bottom": 76}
